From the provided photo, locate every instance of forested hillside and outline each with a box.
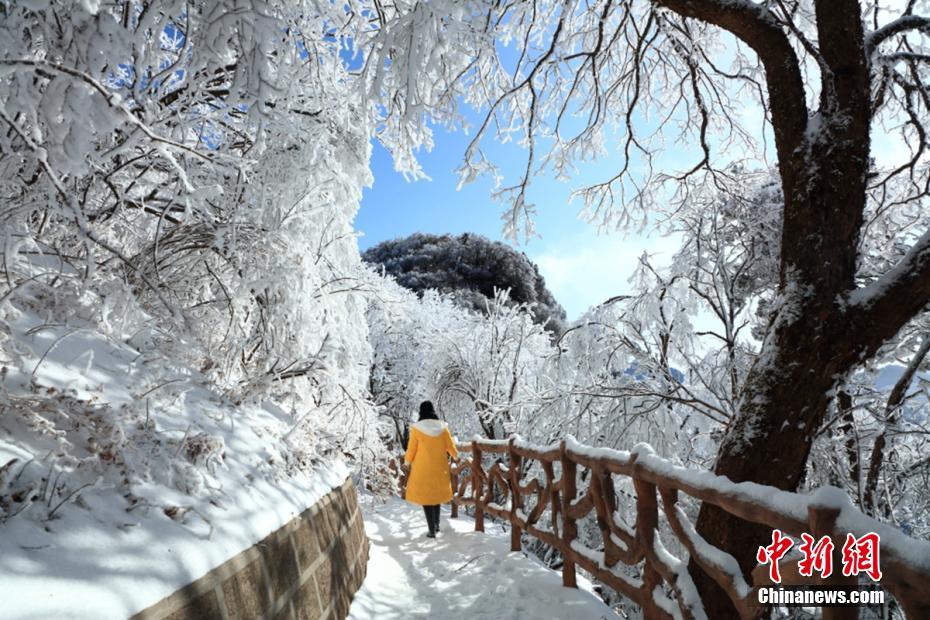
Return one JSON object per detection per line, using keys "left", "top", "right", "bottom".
{"left": 363, "top": 232, "right": 566, "bottom": 334}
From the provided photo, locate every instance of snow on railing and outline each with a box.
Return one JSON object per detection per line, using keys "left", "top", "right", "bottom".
{"left": 446, "top": 435, "right": 930, "bottom": 620}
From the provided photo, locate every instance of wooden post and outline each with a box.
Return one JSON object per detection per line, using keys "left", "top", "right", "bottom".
{"left": 634, "top": 477, "right": 663, "bottom": 619}
{"left": 559, "top": 439, "right": 577, "bottom": 588}
{"left": 543, "top": 460, "right": 559, "bottom": 538}
{"left": 473, "top": 442, "right": 484, "bottom": 533}
{"left": 808, "top": 504, "right": 857, "bottom": 620}
{"left": 508, "top": 436, "right": 523, "bottom": 552}
{"left": 450, "top": 459, "right": 459, "bottom": 519}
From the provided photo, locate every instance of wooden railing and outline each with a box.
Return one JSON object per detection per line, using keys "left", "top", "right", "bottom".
{"left": 447, "top": 435, "right": 930, "bottom": 620}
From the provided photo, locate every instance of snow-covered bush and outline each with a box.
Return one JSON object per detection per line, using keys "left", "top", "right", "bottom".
{"left": 0, "top": 1, "right": 397, "bottom": 524}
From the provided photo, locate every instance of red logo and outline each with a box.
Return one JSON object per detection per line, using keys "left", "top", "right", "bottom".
{"left": 798, "top": 533, "right": 834, "bottom": 578}
{"left": 841, "top": 532, "right": 882, "bottom": 582}
{"left": 757, "top": 529, "right": 794, "bottom": 583}
{"left": 757, "top": 530, "right": 882, "bottom": 584}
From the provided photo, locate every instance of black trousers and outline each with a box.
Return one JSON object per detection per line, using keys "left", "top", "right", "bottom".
{"left": 423, "top": 504, "right": 440, "bottom": 533}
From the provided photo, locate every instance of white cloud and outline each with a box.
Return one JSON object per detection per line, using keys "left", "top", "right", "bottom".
{"left": 529, "top": 229, "right": 682, "bottom": 320}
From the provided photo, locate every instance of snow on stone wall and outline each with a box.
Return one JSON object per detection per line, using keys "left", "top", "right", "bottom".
{"left": 133, "top": 477, "right": 368, "bottom": 620}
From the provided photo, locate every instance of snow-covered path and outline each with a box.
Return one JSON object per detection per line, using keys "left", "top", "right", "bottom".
{"left": 348, "top": 498, "right": 615, "bottom": 619}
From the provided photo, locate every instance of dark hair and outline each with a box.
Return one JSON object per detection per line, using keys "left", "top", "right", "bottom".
{"left": 418, "top": 400, "right": 438, "bottom": 421}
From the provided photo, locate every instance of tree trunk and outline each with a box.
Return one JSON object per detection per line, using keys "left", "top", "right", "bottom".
{"left": 678, "top": 2, "right": 880, "bottom": 615}
{"left": 836, "top": 391, "right": 860, "bottom": 493}
{"left": 646, "top": 1, "right": 930, "bottom": 615}
{"left": 689, "top": 307, "right": 854, "bottom": 618}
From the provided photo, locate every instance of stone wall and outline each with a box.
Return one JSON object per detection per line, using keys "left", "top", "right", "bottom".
{"left": 133, "top": 477, "right": 369, "bottom": 620}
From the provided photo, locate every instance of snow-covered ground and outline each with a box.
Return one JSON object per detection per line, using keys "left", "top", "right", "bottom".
{"left": 0, "top": 308, "right": 353, "bottom": 619}
{"left": 349, "top": 498, "right": 616, "bottom": 619}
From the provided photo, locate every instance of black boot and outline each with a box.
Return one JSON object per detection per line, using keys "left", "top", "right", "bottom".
{"left": 424, "top": 506, "right": 436, "bottom": 537}
{"left": 433, "top": 505, "right": 441, "bottom": 533}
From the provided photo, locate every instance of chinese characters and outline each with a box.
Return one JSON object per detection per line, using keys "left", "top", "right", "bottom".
{"left": 757, "top": 530, "right": 882, "bottom": 584}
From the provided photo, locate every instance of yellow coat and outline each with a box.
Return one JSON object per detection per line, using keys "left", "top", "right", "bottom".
{"left": 404, "top": 419, "right": 459, "bottom": 506}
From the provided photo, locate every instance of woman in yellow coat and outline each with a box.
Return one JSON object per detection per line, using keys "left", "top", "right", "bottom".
{"left": 404, "top": 401, "right": 458, "bottom": 537}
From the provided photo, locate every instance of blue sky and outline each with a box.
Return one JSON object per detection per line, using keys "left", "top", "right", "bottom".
{"left": 351, "top": 23, "right": 916, "bottom": 327}
{"left": 349, "top": 26, "right": 770, "bottom": 322}
{"left": 355, "top": 124, "right": 682, "bottom": 321}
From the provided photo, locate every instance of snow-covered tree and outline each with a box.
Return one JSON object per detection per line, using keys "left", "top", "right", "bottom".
{"left": 367, "top": 279, "right": 555, "bottom": 442}
{"left": 0, "top": 1, "right": 399, "bottom": 498}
